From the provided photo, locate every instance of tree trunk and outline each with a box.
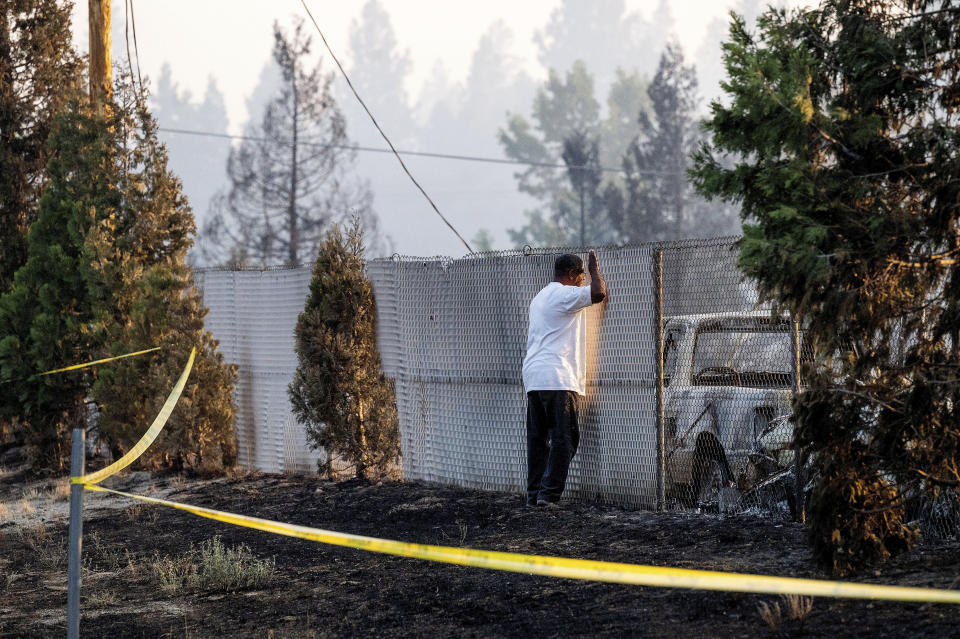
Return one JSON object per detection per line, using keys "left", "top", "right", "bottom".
{"left": 357, "top": 402, "right": 368, "bottom": 479}
{"left": 288, "top": 71, "right": 299, "bottom": 266}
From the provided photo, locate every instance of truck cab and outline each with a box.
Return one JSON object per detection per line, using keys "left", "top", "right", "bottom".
{"left": 663, "top": 312, "right": 801, "bottom": 507}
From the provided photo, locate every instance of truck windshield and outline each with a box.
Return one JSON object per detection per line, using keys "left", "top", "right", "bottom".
{"left": 693, "top": 327, "right": 793, "bottom": 388}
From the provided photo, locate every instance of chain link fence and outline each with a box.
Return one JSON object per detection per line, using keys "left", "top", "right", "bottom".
{"left": 195, "top": 237, "right": 959, "bottom": 538}
{"left": 194, "top": 268, "right": 323, "bottom": 474}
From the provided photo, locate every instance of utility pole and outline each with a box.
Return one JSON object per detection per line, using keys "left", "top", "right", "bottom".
{"left": 67, "top": 5, "right": 112, "bottom": 636}
{"left": 88, "top": 0, "right": 111, "bottom": 115}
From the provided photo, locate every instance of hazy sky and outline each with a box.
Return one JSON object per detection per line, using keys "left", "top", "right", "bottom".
{"left": 72, "top": 0, "right": 809, "bottom": 133}
{"left": 70, "top": 0, "right": 813, "bottom": 257}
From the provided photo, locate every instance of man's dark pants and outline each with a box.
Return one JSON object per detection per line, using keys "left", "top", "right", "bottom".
{"left": 526, "top": 390, "right": 580, "bottom": 505}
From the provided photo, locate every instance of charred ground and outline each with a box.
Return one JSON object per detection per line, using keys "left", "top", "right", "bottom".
{"left": 1, "top": 467, "right": 958, "bottom": 638}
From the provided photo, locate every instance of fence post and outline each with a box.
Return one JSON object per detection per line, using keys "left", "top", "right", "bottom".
{"left": 790, "top": 316, "right": 805, "bottom": 524}
{"left": 653, "top": 248, "right": 666, "bottom": 511}
{"left": 67, "top": 427, "right": 85, "bottom": 639}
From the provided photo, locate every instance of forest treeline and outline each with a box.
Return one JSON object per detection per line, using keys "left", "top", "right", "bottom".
{"left": 157, "top": 0, "right": 775, "bottom": 260}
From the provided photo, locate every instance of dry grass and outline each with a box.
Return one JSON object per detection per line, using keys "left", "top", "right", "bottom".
{"left": 20, "top": 487, "right": 43, "bottom": 501}
{"left": 757, "top": 600, "right": 782, "bottom": 636}
{"left": 167, "top": 475, "right": 186, "bottom": 490}
{"left": 0, "top": 502, "right": 10, "bottom": 519}
{"left": 152, "top": 536, "right": 275, "bottom": 596}
{"left": 19, "top": 499, "right": 35, "bottom": 515}
{"left": 17, "top": 524, "right": 64, "bottom": 570}
{"left": 225, "top": 465, "right": 262, "bottom": 481}
{"left": 757, "top": 595, "right": 813, "bottom": 637}
{"left": 4, "top": 570, "right": 21, "bottom": 593}
{"left": 50, "top": 480, "right": 71, "bottom": 502}
{"left": 126, "top": 549, "right": 141, "bottom": 578}
{"left": 782, "top": 594, "right": 814, "bottom": 628}
{"left": 125, "top": 503, "right": 144, "bottom": 522}
{"left": 83, "top": 531, "right": 127, "bottom": 573}
{"left": 126, "top": 503, "right": 160, "bottom": 526}
{"left": 84, "top": 590, "right": 120, "bottom": 608}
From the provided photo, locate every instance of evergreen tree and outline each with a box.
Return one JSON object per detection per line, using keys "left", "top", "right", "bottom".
{"left": 610, "top": 43, "right": 739, "bottom": 243}
{"left": 501, "top": 61, "right": 636, "bottom": 247}
{"left": 692, "top": 0, "right": 960, "bottom": 573}
{"left": 0, "top": 0, "right": 82, "bottom": 293}
{"left": 600, "top": 68, "right": 649, "bottom": 174}
{"left": 205, "top": 18, "right": 381, "bottom": 267}
{"left": 88, "top": 76, "right": 237, "bottom": 473}
{"left": 289, "top": 217, "right": 399, "bottom": 478}
{"left": 344, "top": 0, "right": 414, "bottom": 146}
{"left": 412, "top": 21, "right": 535, "bottom": 252}
{"left": 151, "top": 64, "right": 231, "bottom": 264}
{"left": 534, "top": 0, "right": 649, "bottom": 93}
{"left": 0, "top": 72, "right": 237, "bottom": 473}
{"left": 695, "top": 0, "right": 777, "bottom": 104}
{"left": 470, "top": 228, "right": 495, "bottom": 252}
{"left": 459, "top": 20, "right": 536, "bottom": 153}
{"left": 0, "top": 104, "right": 115, "bottom": 471}
{"left": 415, "top": 60, "right": 458, "bottom": 131}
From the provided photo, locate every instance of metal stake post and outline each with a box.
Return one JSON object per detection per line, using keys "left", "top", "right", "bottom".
{"left": 790, "top": 317, "right": 805, "bottom": 524}
{"left": 653, "top": 249, "right": 666, "bottom": 511}
{"left": 67, "top": 427, "right": 85, "bottom": 639}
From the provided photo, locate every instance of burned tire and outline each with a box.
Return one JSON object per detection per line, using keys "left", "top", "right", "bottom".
{"left": 692, "top": 440, "right": 732, "bottom": 509}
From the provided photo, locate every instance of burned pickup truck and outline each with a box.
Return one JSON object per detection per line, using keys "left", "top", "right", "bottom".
{"left": 662, "top": 312, "right": 804, "bottom": 509}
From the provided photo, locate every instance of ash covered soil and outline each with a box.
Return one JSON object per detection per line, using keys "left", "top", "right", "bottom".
{"left": 1, "top": 468, "right": 958, "bottom": 638}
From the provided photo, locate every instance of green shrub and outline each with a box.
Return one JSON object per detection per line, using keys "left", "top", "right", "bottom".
{"left": 152, "top": 536, "right": 275, "bottom": 595}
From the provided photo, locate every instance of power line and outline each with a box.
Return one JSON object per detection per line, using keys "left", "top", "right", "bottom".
{"left": 299, "top": 0, "right": 473, "bottom": 253}
{"left": 157, "top": 126, "right": 682, "bottom": 177}
{"left": 123, "top": 0, "right": 144, "bottom": 96}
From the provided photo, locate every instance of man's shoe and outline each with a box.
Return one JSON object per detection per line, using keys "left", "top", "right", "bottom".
{"left": 536, "top": 497, "right": 560, "bottom": 507}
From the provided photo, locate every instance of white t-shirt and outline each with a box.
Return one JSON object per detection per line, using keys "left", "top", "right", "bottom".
{"left": 522, "top": 282, "right": 593, "bottom": 396}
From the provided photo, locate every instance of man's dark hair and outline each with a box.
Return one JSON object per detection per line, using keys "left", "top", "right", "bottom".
{"left": 554, "top": 254, "right": 583, "bottom": 279}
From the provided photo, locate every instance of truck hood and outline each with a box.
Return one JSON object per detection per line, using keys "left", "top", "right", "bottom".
{"left": 666, "top": 385, "right": 793, "bottom": 445}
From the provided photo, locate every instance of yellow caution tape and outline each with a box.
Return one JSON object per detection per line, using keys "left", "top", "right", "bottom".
{"left": 71, "top": 348, "right": 195, "bottom": 485}
{"left": 79, "top": 482, "right": 960, "bottom": 604}
{"left": 66, "top": 344, "right": 959, "bottom": 605}
{"left": 39, "top": 347, "right": 162, "bottom": 376}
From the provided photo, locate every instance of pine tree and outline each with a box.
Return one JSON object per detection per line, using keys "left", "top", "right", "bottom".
{"left": 88, "top": 77, "right": 237, "bottom": 472}
{"left": 152, "top": 64, "right": 231, "bottom": 262}
{"left": 205, "top": 18, "right": 380, "bottom": 267}
{"left": 691, "top": 1, "right": 960, "bottom": 573}
{"left": 0, "top": 73, "right": 237, "bottom": 473}
{"left": 610, "top": 42, "right": 738, "bottom": 243}
{"left": 0, "top": 104, "right": 114, "bottom": 471}
{"left": 0, "top": 0, "right": 82, "bottom": 293}
{"left": 500, "top": 61, "right": 637, "bottom": 247}
{"left": 344, "top": 0, "right": 414, "bottom": 147}
{"left": 289, "top": 217, "right": 399, "bottom": 478}
{"left": 535, "top": 0, "right": 650, "bottom": 92}
{"left": 560, "top": 129, "right": 606, "bottom": 247}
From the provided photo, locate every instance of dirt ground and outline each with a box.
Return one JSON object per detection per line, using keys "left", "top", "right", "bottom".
{"left": 1, "top": 459, "right": 959, "bottom": 639}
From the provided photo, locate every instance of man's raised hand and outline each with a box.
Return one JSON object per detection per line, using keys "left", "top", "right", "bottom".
{"left": 587, "top": 250, "right": 607, "bottom": 304}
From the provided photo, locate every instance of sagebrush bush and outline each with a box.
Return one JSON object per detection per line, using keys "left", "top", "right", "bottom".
{"left": 152, "top": 536, "right": 275, "bottom": 595}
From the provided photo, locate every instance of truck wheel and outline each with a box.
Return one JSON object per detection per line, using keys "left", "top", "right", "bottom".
{"left": 693, "top": 453, "right": 732, "bottom": 509}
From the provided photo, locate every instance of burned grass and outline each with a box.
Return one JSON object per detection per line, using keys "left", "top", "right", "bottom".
{"left": 0, "top": 473, "right": 958, "bottom": 638}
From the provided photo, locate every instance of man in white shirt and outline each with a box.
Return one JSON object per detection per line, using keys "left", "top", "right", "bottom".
{"left": 522, "top": 251, "right": 607, "bottom": 506}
